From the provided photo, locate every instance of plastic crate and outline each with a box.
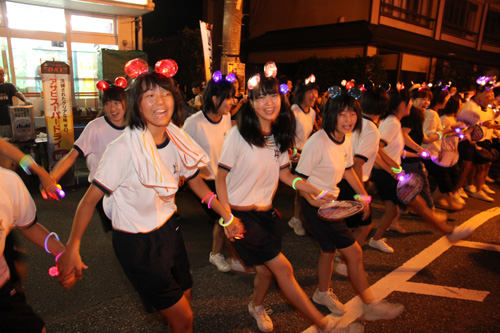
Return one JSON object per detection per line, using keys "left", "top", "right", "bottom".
{"left": 9, "top": 105, "right": 35, "bottom": 141}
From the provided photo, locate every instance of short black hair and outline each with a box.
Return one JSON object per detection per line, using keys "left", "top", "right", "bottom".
{"left": 101, "top": 84, "right": 126, "bottom": 104}
{"left": 126, "top": 72, "right": 182, "bottom": 129}
{"left": 384, "top": 88, "right": 410, "bottom": 118}
{"left": 202, "top": 76, "right": 235, "bottom": 114}
{"left": 360, "top": 87, "right": 389, "bottom": 116}
{"left": 322, "top": 94, "right": 362, "bottom": 135}
{"left": 292, "top": 80, "right": 319, "bottom": 105}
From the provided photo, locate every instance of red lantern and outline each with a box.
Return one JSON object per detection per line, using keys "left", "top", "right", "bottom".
{"left": 124, "top": 58, "right": 148, "bottom": 79}
{"left": 96, "top": 80, "right": 109, "bottom": 91}
{"left": 115, "top": 77, "right": 128, "bottom": 88}
{"left": 155, "top": 59, "right": 178, "bottom": 78}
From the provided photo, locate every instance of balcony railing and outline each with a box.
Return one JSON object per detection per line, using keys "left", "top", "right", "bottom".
{"left": 381, "top": 2, "right": 435, "bottom": 29}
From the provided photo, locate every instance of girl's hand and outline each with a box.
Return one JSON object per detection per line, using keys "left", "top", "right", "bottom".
{"left": 362, "top": 202, "right": 371, "bottom": 221}
{"left": 223, "top": 217, "right": 246, "bottom": 241}
{"left": 57, "top": 247, "right": 88, "bottom": 289}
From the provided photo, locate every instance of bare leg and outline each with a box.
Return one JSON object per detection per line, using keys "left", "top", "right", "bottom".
{"left": 317, "top": 250, "right": 335, "bottom": 292}
{"left": 407, "top": 196, "right": 452, "bottom": 234}
{"left": 211, "top": 223, "right": 225, "bottom": 254}
{"left": 372, "top": 201, "right": 398, "bottom": 241}
{"left": 293, "top": 191, "right": 302, "bottom": 219}
{"left": 454, "top": 160, "right": 473, "bottom": 192}
{"left": 352, "top": 224, "right": 372, "bottom": 247}
{"left": 160, "top": 294, "right": 193, "bottom": 333}
{"left": 252, "top": 264, "right": 273, "bottom": 306}
{"left": 338, "top": 243, "right": 375, "bottom": 304}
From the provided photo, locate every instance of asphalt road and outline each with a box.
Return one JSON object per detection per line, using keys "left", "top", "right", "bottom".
{"left": 14, "top": 174, "right": 500, "bottom": 333}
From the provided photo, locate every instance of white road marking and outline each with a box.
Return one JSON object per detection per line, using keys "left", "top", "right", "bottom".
{"left": 304, "top": 207, "right": 500, "bottom": 332}
{"left": 394, "top": 281, "right": 490, "bottom": 302}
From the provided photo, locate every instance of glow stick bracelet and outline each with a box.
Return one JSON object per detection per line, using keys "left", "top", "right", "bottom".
{"left": 354, "top": 194, "right": 372, "bottom": 203}
{"left": 292, "top": 177, "right": 303, "bottom": 190}
{"left": 19, "top": 154, "right": 35, "bottom": 175}
{"left": 44, "top": 232, "right": 60, "bottom": 253}
{"left": 435, "top": 131, "right": 443, "bottom": 139}
{"left": 291, "top": 148, "right": 297, "bottom": 157}
{"left": 56, "top": 184, "right": 66, "bottom": 198}
{"left": 207, "top": 194, "right": 216, "bottom": 209}
{"left": 201, "top": 192, "right": 214, "bottom": 204}
{"left": 219, "top": 214, "right": 234, "bottom": 227}
{"left": 314, "top": 190, "right": 328, "bottom": 200}
{"left": 391, "top": 166, "right": 403, "bottom": 174}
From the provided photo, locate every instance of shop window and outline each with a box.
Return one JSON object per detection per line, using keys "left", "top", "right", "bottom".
{"left": 442, "top": 0, "right": 479, "bottom": 41}
{"left": 6, "top": 2, "right": 65, "bottom": 33}
{"left": 71, "top": 15, "right": 114, "bottom": 34}
{"left": 72, "top": 43, "right": 118, "bottom": 94}
{"left": 380, "top": 0, "right": 435, "bottom": 29}
{"left": 11, "top": 38, "right": 68, "bottom": 93}
{"left": 483, "top": 9, "right": 500, "bottom": 46}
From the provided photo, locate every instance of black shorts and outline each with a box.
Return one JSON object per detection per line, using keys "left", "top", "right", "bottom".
{"left": 231, "top": 209, "right": 282, "bottom": 266}
{"left": 300, "top": 198, "right": 356, "bottom": 252}
{"left": 475, "top": 140, "right": 493, "bottom": 165}
{"left": 112, "top": 216, "right": 193, "bottom": 313}
{"left": 337, "top": 179, "right": 372, "bottom": 228}
{"left": 197, "top": 179, "right": 219, "bottom": 221}
{"left": 458, "top": 140, "right": 475, "bottom": 162}
{"left": 371, "top": 168, "right": 403, "bottom": 207}
{"left": 0, "top": 280, "right": 45, "bottom": 333}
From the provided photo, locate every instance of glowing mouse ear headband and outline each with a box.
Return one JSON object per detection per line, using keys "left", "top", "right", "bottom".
{"left": 212, "top": 71, "right": 237, "bottom": 83}
{"left": 96, "top": 77, "right": 128, "bottom": 91}
{"left": 247, "top": 61, "right": 286, "bottom": 92}
{"left": 328, "top": 85, "right": 362, "bottom": 100}
{"left": 124, "top": 58, "right": 178, "bottom": 79}
{"left": 476, "top": 76, "right": 496, "bottom": 91}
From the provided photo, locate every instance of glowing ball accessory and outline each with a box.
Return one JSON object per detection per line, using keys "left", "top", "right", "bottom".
{"left": 328, "top": 86, "right": 342, "bottom": 99}
{"left": 397, "top": 82, "right": 405, "bottom": 91}
{"left": 317, "top": 200, "right": 364, "bottom": 222}
{"left": 96, "top": 80, "right": 109, "bottom": 91}
{"left": 49, "top": 266, "right": 59, "bottom": 277}
{"left": 305, "top": 74, "right": 316, "bottom": 85}
{"left": 280, "top": 83, "right": 289, "bottom": 94}
{"left": 124, "top": 58, "right": 149, "bottom": 79}
{"left": 226, "top": 73, "right": 236, "bottom": 83}
{"left": 348, "top": 87, "right": 362, "bottom": 100}
{"left": 420, "top": 151, "right": 430, "bottom": 158}
{"left": 56, "top": 184, "right": 66, "bottom": 198}
{"left": 341, "top": 79, "right": 347, "bottom": 86}
{"left": 114, "top": 77, "right": 128, "bottom": 88}
{"left": 476, "top": 76, "right": 490, "bottom": 86}
{"left": 345, "top": 80, "right": 355, "bottom": 90}
{"left": 155, "top": 59, "right": 178, "bottom": 78}
{"left": 396, "top": 172, "right": 424, "bottom": 204}
{"left": 212, "top": 71, "right": 223, "bottom": 82}
{"left": 247, "top": 74, "right": 260, "bottom": 90}
{"left": 264, "top": 61, "right": 278, "bottom": 78}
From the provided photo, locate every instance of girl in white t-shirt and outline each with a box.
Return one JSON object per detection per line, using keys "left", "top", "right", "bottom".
{"left": 216, "top": 75, "right": 345, "bottom": 332}
{"left": 296, "top": 92, "right": 404, "bottom": 323}
{"left": 50, "top": 83, "right": 128, "bottom": 232}
{"left": 184, "top": 74, "right": 249, "bottom": 273}
{"left": 372, "top": 89, "right": 473, "bottom": 254}
{"left": 57, "top": 70, "right": 243, "bottom": 332}
{"left": 288, "top": 80, "right": 319, "bottom": 236}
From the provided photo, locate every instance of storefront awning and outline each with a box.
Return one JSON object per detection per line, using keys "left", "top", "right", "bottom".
{"left": 11, "top": 0, "right": 154, "bottom": 16}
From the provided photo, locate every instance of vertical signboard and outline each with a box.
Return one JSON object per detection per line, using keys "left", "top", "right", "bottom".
{"left": 199, "top": 20, "right": 213, "bottom": 83}
{"left": 41, "top": 61, "right": 74, "bottom": 172}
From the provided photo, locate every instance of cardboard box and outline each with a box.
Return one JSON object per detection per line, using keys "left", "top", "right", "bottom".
{"left": 10, "top": 105, "right": 35, "bottom": 141}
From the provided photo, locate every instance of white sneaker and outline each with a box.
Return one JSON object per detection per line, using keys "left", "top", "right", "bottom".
{"left": 333, "top": 256, "right": 348, "bottom": 277}
{"left": 317, "top": 316, "right": 365, "bottom": 333}
{"left": 482, "top": 184, "right": 495, "bottom": 194}
{"left": 248, "top": 301, "right": 273, "bottom": 332}
{"left": 230, "top": 259, "right": 255, "bottom": 274}
{"left": 458, "top": 188, "right": 468, "bottom": 199}
{"left": 447, "top": 225, "right": 475, "bottom": 243}
{"left": 363, "top": 300, "right": 404, "bottom": 321}
{"left": 470, "top": 190, "right": 494, "bottom": 202}
{"left": 312, "top": 288, "right": 346, "bottom": 316}
{"left": 209, "top": 252, "right": 231, "bottom": 272}
{"left": 453, "top": 192, "right": 466, "bottom": 205}
{"left": 465, "top": 185, "right": 477, "bottom": 194}
{"left": 288, "top": 217, "right": 306, "bottom": 236}
{"left": 486, "top": 176, "right": 495, "bottom": 183}
{"left": 368, "top": 238, "right": 394, "bottom": 254}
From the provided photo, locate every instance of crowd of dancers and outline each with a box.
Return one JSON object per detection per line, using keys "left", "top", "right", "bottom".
{"left": 1, "top": 59, "right": 497, "bottom": 332}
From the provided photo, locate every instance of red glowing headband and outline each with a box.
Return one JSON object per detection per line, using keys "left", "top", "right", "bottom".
{"left": 96, "top": 77, "right": 128, "bottom": 92}
{"left": 124, "top": 58, "right": 178, "bottom": 79}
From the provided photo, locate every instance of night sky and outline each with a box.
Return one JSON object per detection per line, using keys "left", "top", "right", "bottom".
{"left": 142, "top": 0, "right": 204, "bottom": 39}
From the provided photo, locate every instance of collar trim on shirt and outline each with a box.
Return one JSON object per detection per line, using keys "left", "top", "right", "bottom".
{"left": 326, "top": 131, "right": 345, "bottom": 144}
{"left": 362, "top": 115, "right": 378, "bottom": 127}
{"left": 156, "top": 136, "right": 170, "bottom": 149}
{"left": 104, "top": 116, "right": 126, "bottom": 130}
{"left": 203, "top": 111, "right": 223, "bottom": 124}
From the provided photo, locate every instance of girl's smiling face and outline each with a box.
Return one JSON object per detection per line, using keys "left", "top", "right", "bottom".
{"left": 103, "top": 100, "right": 126, "bottom": 127}
{"left": 413, "top": 97, "right": 430, "bottom": 111}
{"left": 251, "top": 92, "right": 281, "bottom": 131}
{"left": 336, "top": 107, "right": 357, "bottom": 136}
{"left": 139, "top": 85, "right": 175, "bottom": 131}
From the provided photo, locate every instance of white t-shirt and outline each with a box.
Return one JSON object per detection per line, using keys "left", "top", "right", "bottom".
{"left": 218, "top": 127, "right": 289, "bottom": 209}
{"left": 74, "top": 116, "right": 125, "bottom": 182}
{"left": 378, "top": 115, "right": 404, "bottom": 165}
{"left": 183, "top": 111, "right": 231, "bottom": 180}
{"left": 422, "top": 109, "right": 443, "bottom": 156}
{"left": 352, "top": 116, "right": 380, "bottom": 182}
{"left": 0, "top": 168, "right": 37, "bottom": 287}
{"left": 93, "top": 131, "right": 199, "bottom": 233}
{"left": 459, "top": 99, "right": 492, "bottom": 142}
{"left": 296, "top": 129, "right": 353, "bottom": 198}
{"left": 291, "top": 104, "right": 316, "bottom": 151}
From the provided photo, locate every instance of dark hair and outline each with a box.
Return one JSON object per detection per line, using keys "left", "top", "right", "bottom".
{"left": 360, "top": 87, "right": 390, "bottom": 116}
{"left": 101, "top": 84, "right": 127, "bottom": 104}
{"left": 384, "top": 88, "right": 410, "bottom": 118}
{"left": 126, "top": 72, "right": 182, "bottom": 129}
{"left": 322, "top": 94, "right": 362, "bottom": 135}
{"left": 192, "top": 81, "right": 203, "bottom": 90}
{"left": 441, "top": 95, "right": 461, "bottom": 116}
{"left": 239, "top": 75, "right": 295, "bottom": 153}
{"left": 429, "top": 87, "right": 450, "bottom": 110}
{"left": 202, "top": 76, "right": 235, "bottom": 114}
{"left": 411, "top": 87, "right": 433, "bottom": 100}
{"left": 292, "top": 80, "right": 320, "bottom": 105}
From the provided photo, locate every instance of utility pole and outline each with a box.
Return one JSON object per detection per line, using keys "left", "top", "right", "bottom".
{"left": 221, "top": 0, "right": 245, "bottom": 85}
